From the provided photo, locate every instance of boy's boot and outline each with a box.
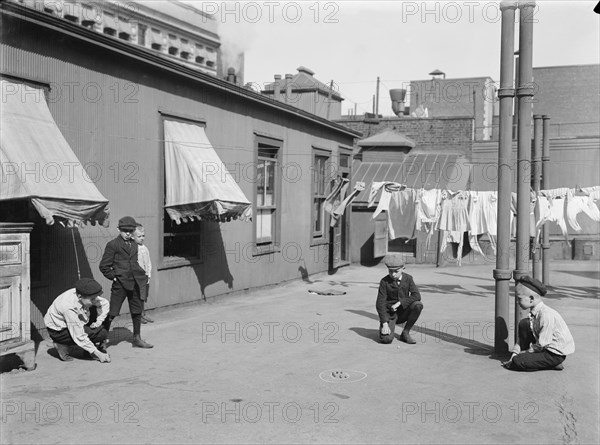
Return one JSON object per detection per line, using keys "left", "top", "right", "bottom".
{"left": 132, "top": 335, "right": 153, "bottom": 348}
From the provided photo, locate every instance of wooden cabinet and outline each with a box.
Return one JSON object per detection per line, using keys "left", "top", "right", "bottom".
{"left": 0, "top": 223, "right": 36, "bottom": 370}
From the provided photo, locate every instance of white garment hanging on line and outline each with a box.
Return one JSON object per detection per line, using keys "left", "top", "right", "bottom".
{"left": 387, "top": 188, "right": 417, "bottom": 240}
{"left": 468, "top": 191, "right": 498, "bottom": 257}
{"left": 566, "top": 190, "right": 600, "bottom": 232}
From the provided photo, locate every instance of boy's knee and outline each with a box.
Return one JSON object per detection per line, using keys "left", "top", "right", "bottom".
{"left": 510, "top": 354, "right": 533, "bottom": 371}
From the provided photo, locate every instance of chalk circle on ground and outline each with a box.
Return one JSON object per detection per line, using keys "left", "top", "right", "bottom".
{"left": 319, "top": 369, "right": 367, "bottom": 383}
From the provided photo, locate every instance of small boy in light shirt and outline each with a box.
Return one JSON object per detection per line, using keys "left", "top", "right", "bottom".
{"left": 134, "top": 224, "right": 153, "bottom": 324}
{"left": 502, "top": 275, "right": 575, "bottom": 371}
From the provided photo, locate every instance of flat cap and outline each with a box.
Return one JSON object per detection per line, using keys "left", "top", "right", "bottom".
{"left": 75, "top": 278, "right": 103, "bottom": 298}
{"left": 516, "top": 275, "right": 547, "bottom": 296}
{"left": 384, "top": 254, "right": 405, "bottom": 270}
{"left": 117, "top": 216, "right": 138, "bottom": 231}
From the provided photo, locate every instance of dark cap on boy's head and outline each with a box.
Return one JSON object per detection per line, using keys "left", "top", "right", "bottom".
{"left": 384, "top": 254, "right": 405, "bottom": 270}
{"left": 117, "top": 216, "right": 138, "bottom": 231}
{"left": 516, "top": 275, "right": 547, "bottom": 296}
{"left": 75, "top": 278, "right": 103, "bottom": 298}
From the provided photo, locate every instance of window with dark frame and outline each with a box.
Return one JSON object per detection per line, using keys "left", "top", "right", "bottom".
{"left": 162, "top": 216, "right": 202, "bottom": 260}
{"left": 255, "top": 145, "right": 278, "bottom": 245}
{"left": 312, "top": 150, "right": 331, "bottom": 239}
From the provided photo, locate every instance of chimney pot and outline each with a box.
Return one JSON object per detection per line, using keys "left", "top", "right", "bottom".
{"left": 284, "top": 74, "right": 293, "bottom": 104}
{"left": 274, "top": 74, "right": 282, "bottom": 100}
{"left": 227, "top": 67, "right": 236, "bottom": 84}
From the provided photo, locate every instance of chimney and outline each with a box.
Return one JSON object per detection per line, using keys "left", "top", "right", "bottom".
{"left": 274, "top": 74, "right": 282, "bottom": 101}
{"left": 284, "top": 73, "right": 293, "bottom": 104}
{"left": 429, "top": 69, "right": 446, "bottom": 80}
{"left": 389, "top": 89, "right": 407, "bottom": 117}
{"left": 227, "top": 67, "right": 237, "bottom": 84}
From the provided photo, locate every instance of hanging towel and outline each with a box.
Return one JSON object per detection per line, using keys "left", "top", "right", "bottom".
{"left": 387, "top": 188, "right": 417, "bottom": 240}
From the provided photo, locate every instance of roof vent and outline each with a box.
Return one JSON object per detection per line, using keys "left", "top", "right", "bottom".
{"left": 297, "top": 66, "right": 315, "bottom": 76}
{"left": 429, "top": 69, "right": 446, "bottom": 79}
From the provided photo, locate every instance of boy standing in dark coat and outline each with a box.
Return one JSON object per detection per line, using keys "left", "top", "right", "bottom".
{"left": 376, "top": 254, "right": 423, "bottom": 345}
{"left": 99, "top": 216, "right": 153, "bottom": 348}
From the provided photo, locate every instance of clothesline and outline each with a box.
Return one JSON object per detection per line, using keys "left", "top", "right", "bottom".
{"left": 368, "top": 182, "right": 600, "bottom": 266}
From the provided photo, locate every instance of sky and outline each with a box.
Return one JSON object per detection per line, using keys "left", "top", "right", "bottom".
{"left": 201, "top": 0, "right": 600, "bottom": 117}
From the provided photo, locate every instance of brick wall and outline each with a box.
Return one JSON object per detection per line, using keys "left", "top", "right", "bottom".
{"left": 336, "top": 116, "right": 473, "bottom": 154}
{"left": 532, "top": 64, "right": 600, "bottom": 138}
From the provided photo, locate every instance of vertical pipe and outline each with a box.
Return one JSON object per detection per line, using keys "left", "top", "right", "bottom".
{"left": 514, "top": 1, "right": 536, "bottom": 339}
{"left": 376, "top": 76, "right": 380, "bottom": 116}
{"left": 494, "top": 1, "right": 517, "bottom": 355}
{"left": 532, "top": 115, "right": 543, "bottom": 279}
{"left": 542, "top": 115, "right": 551, "bottom": 284}
{"left": 513, "top": 55, "right": 519, "bottom": 140}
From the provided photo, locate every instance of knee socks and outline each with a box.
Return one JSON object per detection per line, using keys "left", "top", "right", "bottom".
{"left": 132, "top": 313, "right": 142, "bottom": 337}
{"left": 103, "top": 315, "right": 115, "bottom": 332}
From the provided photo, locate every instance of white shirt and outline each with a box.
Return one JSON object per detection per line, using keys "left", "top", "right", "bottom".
{"left": 137, "top": 244, "right": 152, "bottom": 279}
{"left": 44, "top": 288, "right": 109, "bottom": 354}
{"left": 513, "top": 301, "right": 575, "bottom": 356}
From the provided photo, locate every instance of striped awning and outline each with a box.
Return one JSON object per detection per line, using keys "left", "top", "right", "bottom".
{"left": 163, "top": 119, "right": 252, "bottom": 224}
{"left": 0, "top": 79, "right": 109, "bottom": 226}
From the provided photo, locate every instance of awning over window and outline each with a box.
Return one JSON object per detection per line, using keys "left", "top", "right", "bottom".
{"left": 0, "top": 79, "right": 109, "bottom": 226}
{"left": 163, "top": 120, "right": 252, "bottom": 224}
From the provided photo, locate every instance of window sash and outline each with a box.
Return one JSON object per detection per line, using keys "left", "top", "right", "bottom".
{"left": 312, "top": 153, "right": 330, "bottom": 237}
{"left": 255, "top": 144, "right": 279, "bottom": 246}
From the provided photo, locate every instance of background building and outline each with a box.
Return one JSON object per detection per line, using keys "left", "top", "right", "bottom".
{"left": 0, "top": 0, "right": 359, "bottom": 339}
{"left": 262, "top": 66, "right": 344, "bottom": 120}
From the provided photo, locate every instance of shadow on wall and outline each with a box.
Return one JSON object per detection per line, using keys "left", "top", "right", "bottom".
{"left": 1, "top": 204, "right": 100, "bottom": 372}
{"left": 0, "top": 202, "right": 98, "bottom": 343}
{"left": 30, "top": 226, "right": 97, "bottom": 338}
{"left": 191, "top": 221, "right": 234, "bottom": 299}
{"left": 360, "top": 234, "right": 381, "bottom": 267}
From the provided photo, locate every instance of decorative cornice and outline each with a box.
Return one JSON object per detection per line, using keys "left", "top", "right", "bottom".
{"left": 1, "top": 2, "right": 361, "bottom": 139}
